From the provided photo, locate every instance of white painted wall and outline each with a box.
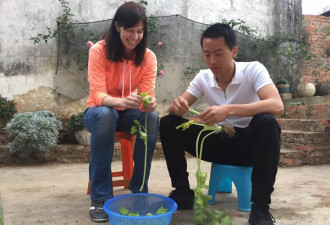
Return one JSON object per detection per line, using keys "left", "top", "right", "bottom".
{"left": 0, "top": 0, "right": 302, "bottom": 117}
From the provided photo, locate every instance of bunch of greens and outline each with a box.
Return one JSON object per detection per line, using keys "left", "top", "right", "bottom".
{"left": 119, "top": 206, "right": 168, "bottom": 217}
{"left": 176, "top": 109, "right": 235, "bottom": 225}
{"left": 130, "top": 92, "right": 153, "bottom": 191}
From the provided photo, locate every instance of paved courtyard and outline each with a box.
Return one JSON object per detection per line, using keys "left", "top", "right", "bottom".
{"left": 0, "top": 159, "right": 329, "bottom": 225}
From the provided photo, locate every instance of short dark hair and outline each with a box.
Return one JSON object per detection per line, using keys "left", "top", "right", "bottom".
{"left": 200, "top": 23, "right": 237, "bottom": 50}
{"left": 105, "top": 1, "right": 147, "bottom": 66}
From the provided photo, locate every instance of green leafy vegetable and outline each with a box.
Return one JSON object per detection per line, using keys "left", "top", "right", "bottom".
{"left": 130, "top": 92, "right": 153, "bottom": 191}
{"left": 156, "top": 206, "right": 168, "bottom": 215}
{"left": 118, "top": 207, "right": 168, "bottom": 217}
{"left": 177, "top": 108, "right": 235, "bottom": 225}
{"left": 119, "top": 207, "right": 129, "bottom": 215}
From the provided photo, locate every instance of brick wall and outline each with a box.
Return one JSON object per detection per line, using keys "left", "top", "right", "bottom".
{"left": 301, "top": 15, "right": 330, "bottom": 83}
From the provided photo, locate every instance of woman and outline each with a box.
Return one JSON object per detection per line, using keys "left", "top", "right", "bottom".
{"left": 83, "top": 2, "right": 158, "bottom": 222}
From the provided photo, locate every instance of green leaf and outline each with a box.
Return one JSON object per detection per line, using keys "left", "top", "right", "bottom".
{"left": 133, "top": 119, "right": 140, "bottom": 125}
{"left": 193, "top": 212, "right": 208, "bottom": 224}
{"left": 210, "top": 220, "right": 221, "bottom": 225}
{"left": 130, "top": 126, "right": 137, "bottom": 134}
{"left": 220, "top": 216, "right": 233, "bottom": 225}
{"left": 176, "top": 120, "right": 195, "bottom": 131}
{"left": 140, "top": 92, "right": 147, "bottom": 98}
{"left": 143, "top": 99, "right": 149, "bottom": 107}
{"left": 156, "top": 206, "right": 168, "bottom": 215}
{"left": 119, "top": 207, "right": 129, "bottom": 215}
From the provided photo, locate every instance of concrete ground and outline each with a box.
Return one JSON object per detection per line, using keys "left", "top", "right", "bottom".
{"left": 0, "top": 159, "right": 329, "bottom": 225}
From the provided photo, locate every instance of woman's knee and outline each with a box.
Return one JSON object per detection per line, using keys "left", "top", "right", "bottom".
{"left": 147, "top": 111, "right": 159, "bottom": 124}
{"left": 84, "top": 106, "right": 118, "bottom": 130}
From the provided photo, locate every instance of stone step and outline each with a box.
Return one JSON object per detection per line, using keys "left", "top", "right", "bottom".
{"left": 280, "top": 148, "right": 330, "bottom": 166}
{"left": 281, "top": 143, "right": 330, "bottom": 152}
{"left": 277, "top": 119, "right": 330, "bottom": 132}
{"left": 1, "top": 143, "right": 329, "bottom": 167}
{"left": 0, "top": 142, "right": 166, "bottom": 166}
{"left": 283, "top": 103, "right": 330, "bottom": 119}
{"left": 281, "top": 130, "right": 330, "bottom": 145}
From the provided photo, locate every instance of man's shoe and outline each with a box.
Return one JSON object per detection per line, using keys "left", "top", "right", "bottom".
{"left": 89, "top": 201, "right": 109, "bottom": 223}
{"left": 168, "top": 189, "right": 194, "bottom": 210}
{"left": 248, "top": 206, "right": 276, "bottom": 225}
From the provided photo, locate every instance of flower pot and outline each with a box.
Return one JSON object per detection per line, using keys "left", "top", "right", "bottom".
{"left": 276, "top": 83, "right": 290, "bottom": 93}
{"left": 74, "top": 128, "right": 91, "bottom": 145}
{"left": 297, "top": 83, "right": 316, "bottom": 97}
{"left": 0, "top": 118, "right": 9, "bottom": 130}
{"left": 315, "top": 82, "right": 329, "bottom": 96}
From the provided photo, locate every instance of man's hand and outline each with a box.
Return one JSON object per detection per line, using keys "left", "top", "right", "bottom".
{"left": 199, "top": 105, "right": 229, "bottom": 126}
{"left": 171, "top": 96, "right": 190, "bottom": 116}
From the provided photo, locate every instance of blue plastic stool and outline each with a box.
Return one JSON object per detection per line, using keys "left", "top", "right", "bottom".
{"left": 207, "top": 163, "right": 252, "bottom": 212}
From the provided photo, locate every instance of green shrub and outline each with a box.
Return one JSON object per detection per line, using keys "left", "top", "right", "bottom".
{"left": 5, "top": 111, "right": 63, "bottom": 159}
{"left": 0, "top": 95, "right": 17, "bottom": 119}
{"left": 67, "top": 112, "right": 84, "bottom": 131}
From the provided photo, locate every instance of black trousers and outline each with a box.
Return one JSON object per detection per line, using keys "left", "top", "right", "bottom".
{"left": 159, "top": 113, "right": 281, "bottom": 204}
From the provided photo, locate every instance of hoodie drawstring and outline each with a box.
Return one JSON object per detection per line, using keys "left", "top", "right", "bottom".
{"left": 121, "top": 60, "right": 132, "bottom": 100}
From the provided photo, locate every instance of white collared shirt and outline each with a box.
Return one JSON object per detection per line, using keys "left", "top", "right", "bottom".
{"left": 186, "top": 61, "right": 274, "bottom": 128}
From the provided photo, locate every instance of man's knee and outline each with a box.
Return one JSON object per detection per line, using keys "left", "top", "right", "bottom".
{"left": 250, "top": 114, "right": 280, "bottom": 131}
{"left": 159, "top": 114, "right": 181, "bottom": 132}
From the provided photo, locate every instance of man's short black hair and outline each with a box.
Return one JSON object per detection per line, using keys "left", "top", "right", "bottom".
{"left": 200, "top": 23, "right": 237, "bottom": 50}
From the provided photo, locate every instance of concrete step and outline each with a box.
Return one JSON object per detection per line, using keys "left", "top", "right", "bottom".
{"left": 277, "top": 119, "right": 330, "bottom": 132}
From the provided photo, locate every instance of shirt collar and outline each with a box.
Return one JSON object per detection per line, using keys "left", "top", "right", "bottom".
{"left": 231, "top": 61, "right": 244, "bottom": 84}
{"left": 209, "top": 60, "right": 244, "bottom": 88}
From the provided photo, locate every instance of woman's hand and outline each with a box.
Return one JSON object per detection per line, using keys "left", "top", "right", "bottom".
{"left": 142, "top": 96, "right": 157, "bottom": 112}
{"left": 119, "top": 94, "right": 143, "bottom": 109}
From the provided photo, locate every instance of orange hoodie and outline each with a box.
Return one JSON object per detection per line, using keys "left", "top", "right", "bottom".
{"left": 86, "top": 40, "right": 157, "bottom": 108}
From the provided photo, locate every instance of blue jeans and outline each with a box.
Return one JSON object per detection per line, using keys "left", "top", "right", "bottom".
{"left": 84, "top": 106, "right": 159, "bottom": 202}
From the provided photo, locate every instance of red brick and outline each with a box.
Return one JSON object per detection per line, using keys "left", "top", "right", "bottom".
{"left": 294, "top": 145, "right": 314, "bottom": 151}
{"left": 282, "top": 158, "right": 294, "bottom": 165}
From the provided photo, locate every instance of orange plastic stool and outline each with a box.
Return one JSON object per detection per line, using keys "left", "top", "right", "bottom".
{"left": 87, "top": 131, "right": 136, "bottom": 195}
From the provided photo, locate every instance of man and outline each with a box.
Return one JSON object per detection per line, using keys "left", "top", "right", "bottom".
{"left": 159, "top": 23, "right": 283, "bottom": 225}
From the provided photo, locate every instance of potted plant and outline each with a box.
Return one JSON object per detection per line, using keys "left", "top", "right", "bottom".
{"left": 275, "top": 78, "right": 290, "bottom": 94}
{"left": 68, "top": 111, "right": 90, "bottom": 145}
{"left": 4, "top": 111, "right": 63, "bottom": 159}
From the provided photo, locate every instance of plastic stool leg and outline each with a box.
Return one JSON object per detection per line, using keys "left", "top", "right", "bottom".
{"left": 233, "top": 167, "right": 252, "bottom": 211}
{"left": 119, "top": 138, "right": 134, "bottom": 189}
{"left": 208, "top": 163, "right": 222, "bottom": 204}
{"left": 218, "top": 177, "right": 232, "bottom": 193}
